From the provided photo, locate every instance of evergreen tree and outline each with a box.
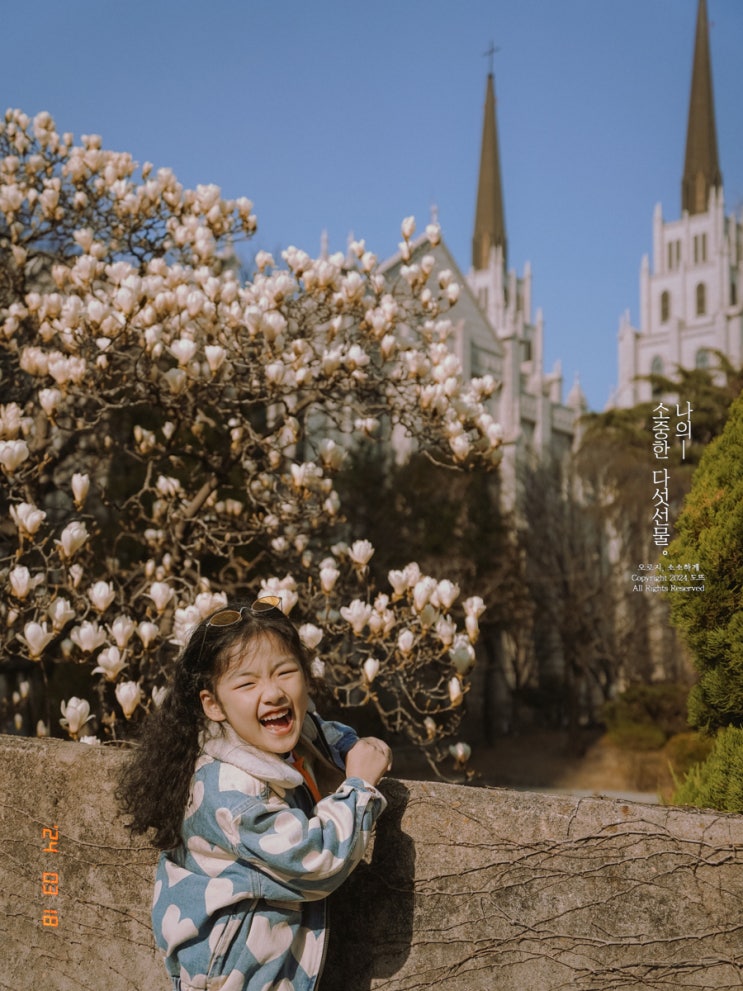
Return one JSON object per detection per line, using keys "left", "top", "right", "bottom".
{"left": 673, "top": 726, "right": 743, "bottom": 813}
{"left": 665, "top": 393, "right": 743, "bottom": 732}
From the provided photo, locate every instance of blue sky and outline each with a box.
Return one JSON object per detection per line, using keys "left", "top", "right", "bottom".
{"left": 2, "top": 0, "right": 741, "bottom": 410}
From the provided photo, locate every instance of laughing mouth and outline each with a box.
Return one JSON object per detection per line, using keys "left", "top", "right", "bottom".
{"left": 260, "top": 709, "right": 294, "bottom": 730}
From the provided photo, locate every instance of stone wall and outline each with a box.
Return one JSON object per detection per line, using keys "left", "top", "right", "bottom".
{"left": 1, "top": 734, "right": 742, "bottom": 991}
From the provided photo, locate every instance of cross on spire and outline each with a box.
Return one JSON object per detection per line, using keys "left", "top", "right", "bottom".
{"left": 483, "top": 40, "right": 500, "bottom": 76}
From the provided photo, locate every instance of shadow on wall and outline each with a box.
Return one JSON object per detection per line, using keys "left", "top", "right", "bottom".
{"left": 324, "top": 780, "right": 415, "bottom": 989}
{"left": 2, "top": 735, "right": 743, "bottom": 991}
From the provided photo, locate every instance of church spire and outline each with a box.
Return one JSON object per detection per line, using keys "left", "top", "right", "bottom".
{"left": 681, "top": 0, "right": 722, "bottom": 215}
{"left": 472, "top": 67, "right": 507, "bottom": 271}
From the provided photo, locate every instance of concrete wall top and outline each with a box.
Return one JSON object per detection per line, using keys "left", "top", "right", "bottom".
{"left": 2, "top": 734, "right": 742, "bottom": 991}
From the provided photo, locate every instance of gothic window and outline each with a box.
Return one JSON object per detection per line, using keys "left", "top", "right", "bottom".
{"left": 667, "top": 240, "right": 681, "bottom": 271}
{"left": 696, "top": 282, "right": 706, "bottom": 316}
{"left": 693, "top": 233, "right": 708, "bottom": 264}
{"left": 650, "top": 355, "right": 664, "bottom": 398}
{"left": 470, "top": 342, "right": 482, "bottom": 378}
{"left": 695, "top": 348, "right": 709, "bottom": 370}
{"left": 660, "top": 291, "right": 670, "bottom": 323}
{"left": 732, "top": 282, "right": 738, "bottom": 307}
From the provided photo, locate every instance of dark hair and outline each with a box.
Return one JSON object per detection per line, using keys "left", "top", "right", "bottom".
{"left": 117, "top": 601, "right": 312, "bottom": 851}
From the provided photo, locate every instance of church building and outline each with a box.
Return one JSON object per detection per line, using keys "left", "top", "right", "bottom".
{"left": 382, "top": 63, "right": 584, "bottom": 503}
{"left": 612, "top": 0, "right": 743, "bottom": 408}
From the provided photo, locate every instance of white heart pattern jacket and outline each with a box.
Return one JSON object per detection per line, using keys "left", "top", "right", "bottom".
{"left": 152, "top": 712, "right": 386, "bottom": 991}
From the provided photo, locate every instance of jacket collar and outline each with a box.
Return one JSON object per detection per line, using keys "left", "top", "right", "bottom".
{"left": 200, "top": 719, "right": 306, "bottom": 792}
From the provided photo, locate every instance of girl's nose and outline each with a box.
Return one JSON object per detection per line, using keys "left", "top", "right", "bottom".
{"left": 262, "top": 678, "right": 288, "bottom": 702}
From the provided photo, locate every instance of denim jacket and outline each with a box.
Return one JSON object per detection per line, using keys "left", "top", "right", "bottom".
{"left": 152, "top": 712, "right": 386, "bottom": 990}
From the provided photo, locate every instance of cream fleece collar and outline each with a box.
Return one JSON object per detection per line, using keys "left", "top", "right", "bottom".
{"left": 200, "top": 719, "right": 309, "bottom": 792}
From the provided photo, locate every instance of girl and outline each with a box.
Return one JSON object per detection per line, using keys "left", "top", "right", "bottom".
{"left": 118, "top": 596, "right": 391, "bottom": 991}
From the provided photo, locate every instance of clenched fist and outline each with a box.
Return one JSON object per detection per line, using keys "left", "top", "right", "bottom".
{"left": 345, "top": 736, "right": 393, "bottom": 786}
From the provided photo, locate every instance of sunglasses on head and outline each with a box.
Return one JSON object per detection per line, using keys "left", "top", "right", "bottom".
{"left": 205, "top": 596, "right": 284, "bottom": 629}
{"left": 191, "top": 595, "right": 285, "bottom": 667}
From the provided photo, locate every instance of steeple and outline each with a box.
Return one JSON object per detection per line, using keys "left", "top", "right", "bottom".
{"left": 681, "top": 0, "right": 722, "bottom": 215}
{"left": 472, "top": 71, "right": 507, "bottom": 271}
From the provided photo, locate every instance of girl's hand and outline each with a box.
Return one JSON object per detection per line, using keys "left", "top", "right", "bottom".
{"left": 345, "top": 737, "right": 392, "bottom": 786}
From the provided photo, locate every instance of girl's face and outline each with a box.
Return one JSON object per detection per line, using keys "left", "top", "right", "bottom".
{"left": 199, "top": 631, "right": 309, "bottom": 754}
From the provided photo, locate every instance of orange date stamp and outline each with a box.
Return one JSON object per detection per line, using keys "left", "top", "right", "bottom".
{"left": 41, "top": 826, "right": 60, "bottom": 928}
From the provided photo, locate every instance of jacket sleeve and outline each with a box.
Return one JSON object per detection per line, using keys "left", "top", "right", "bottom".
{"left": 229, "top": 777, "right": 385, "bottom": 902}
{"left": 312, "top": 712, "right": 359, "bottom": 764}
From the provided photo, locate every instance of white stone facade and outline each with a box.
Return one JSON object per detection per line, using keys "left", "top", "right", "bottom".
{"left": 613, "top": 189, "right": 743, "bottom": 408}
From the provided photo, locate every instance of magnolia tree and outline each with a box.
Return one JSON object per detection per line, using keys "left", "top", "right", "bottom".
{"left": 0, "top": 109, "right": 502, "bottom": 770}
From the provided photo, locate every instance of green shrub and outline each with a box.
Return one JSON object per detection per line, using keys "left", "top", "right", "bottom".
{"left": 603, "top": 683, "right": 689, "bottom": 751}
{"left": 606, "top": 722, "right": 667, "bottom": 752}
{"left": 672, "top": 725, "right": 743, "bottom": 812}
{"left": 663, "top": 731, "right": 714, "bottom": 779}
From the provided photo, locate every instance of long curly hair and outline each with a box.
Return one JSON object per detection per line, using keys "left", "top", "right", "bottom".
{"left": 116, "top": 601, "right": 313, "bottom": 851}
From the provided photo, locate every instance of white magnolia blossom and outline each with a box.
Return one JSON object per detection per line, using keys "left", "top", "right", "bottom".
{"left": 68, "top": 563, "right": 84, "bottom": 588}
{"left": 0, "top": 401, "right": 23, "bottom": 435}
{"left": 109, "top": 614, "right": 136, "bottom": 648}
{"left": 156, "top": 475, "right": 182, "bottom": 499}
{"left": 60, "top": 697, "right": 92, "bottom": 736}
{"left": 48, "top": 597, "right": 76, "bottom": 631}
{"left": 0, "top": 112, "right": 499, "bottom": 760}
{"left": 137, "top": 621, "right": 160, "bottom": 647}
{"left": 464, "top": 596, "right": 486, "bottom": 618}
{"left": 193, "top": 591, "right": 229, "bottom": 617}
{"left": 435, "top": 580, "right": 460, "bottom": 610}
{"left": 317, "top": 439, "right": 346, "bottom": 471}
{"left": 449, "top": 635, "right": 476, "bottom": 675}
{"left": 9, "top": 565, "right": 43, "bottom": 599}
{"left": 348, "top": 539, "right": 374, "bottom": 568}
{"left": 258, "top": 578, "right": 298, "bottom": 614}
{"left": 56, "top": 521, "right": 89, "bottom": 558}
{"left": 417, "top": 603, "right": 439, "bottom": 629}
{"left": 401, "top": 216, "right": 416, "bottom": 240}
{"left": 340, "top": 600, "right": 372, "bottom": 635}
{"left": 10, "top": 501, "right": 46, "bottom": 536}
{"left": 170, "top": 605, "right": 202, "bottom": 647}
{"left": 435, "top": 615, "right": 457, "bottom": 648}
{"left": 397, "top": 629, "right": 415, "bottom": 655}
{"left": 169, "top": 337, "right": 198, "bottom": 365}
{"left": 387, "top": 569, "right": 409, "bottom": 598}
{"left": 204, "top": 344, "right": 227, "bottom": 373}
{"left": 147, "top": 581, "right": 174, "bottom": 613}
{"left": 298, "top": 623, "right": 323, "bottom": 650}
{"left": 88, "top": 580, "right": 116, "bottom": 613}
{"left": 449, "top": 741, "right": 472, "bottom": 765}
{"left": 115, "top": 680, "right": 143, "bottom": 718}
{"left": 464, "top": 596, "right": 486, "bottom": 643}
{"left": 368, "top": 602, "right": 395, "bottom": 637}
{"left": 465, "top": 614, "right": 481, "bottom": 643}
{"left": 17, "top": 621, "right": 55, "bottom": 659}
{"left": 151, "top": 685, "right": 168, "bottom": 707}
{"left": 413, "top": 576, "right": 438, "bottom": 613}
{"left": 92, "top": 645, "right": 127, "bottom": 681}
{"left": 0, "top": 438, "right": 30, "bottom": 473}
{"left": 319, "top": 561, "right": 340, "bottom": 594}
{"left": 70, "top": 620, "right": 107, "bottom": 653}
{"left": 71, "top": 472, "right": 90, "bottom": 506}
